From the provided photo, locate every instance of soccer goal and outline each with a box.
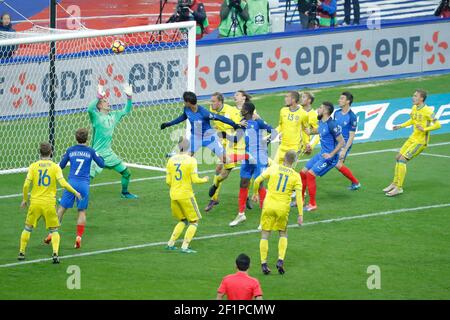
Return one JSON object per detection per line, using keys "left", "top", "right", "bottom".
{"left": 0, "top": 21, "right": 196, "bottom": 174}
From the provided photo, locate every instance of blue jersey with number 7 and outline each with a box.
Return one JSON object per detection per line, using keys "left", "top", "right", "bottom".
{"left": 60, "top": 145, "right": 104, "bottom": 181}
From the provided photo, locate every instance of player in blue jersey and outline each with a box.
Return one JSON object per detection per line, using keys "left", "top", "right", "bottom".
{"left": 44, "top": 128, "right": 104, "bottom": 249}
{"left": 229, "top": 102, "right": 277, "bottom": 227}
{"left": 334, "top": 91, "right": 361, "bottom": 190}
{"left": 300, "top": 102, "right": 345, "bottom": 212}
{"left": 160, "top": 91, "right": 244, "bottom": 160}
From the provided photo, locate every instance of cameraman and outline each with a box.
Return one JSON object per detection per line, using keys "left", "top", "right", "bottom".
{"left": 307, "top": 0, "right": 337, "bottom": 28}
{"left": 246, "top": 0, "right": 270, "bottom": 36}
{"left": 218, "top": 0, "right": 249, "bottom": 37}
{"left": 168, "top": 0, "right": 211, "bottom": 40}
{"left": 434, "top": 0, "right": 450, "bottom": 18}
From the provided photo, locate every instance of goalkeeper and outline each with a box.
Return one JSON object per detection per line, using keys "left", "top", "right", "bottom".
{"left": 87, "top": 83, "right": 138, "bottom": 199}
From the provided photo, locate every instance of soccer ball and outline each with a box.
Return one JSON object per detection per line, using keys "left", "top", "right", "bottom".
{"left": 111, "top": 39, "right": 126, "bottom": 54}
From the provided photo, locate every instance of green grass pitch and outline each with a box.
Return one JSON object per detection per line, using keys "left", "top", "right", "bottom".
{"left": 0, "top": 74, "right": 450, "bottom": 299}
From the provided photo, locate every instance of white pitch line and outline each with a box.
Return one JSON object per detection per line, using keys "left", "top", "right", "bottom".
{"left": 1, "top": 203, "right": 449, "bottom": 269}
{"left": 421, "top": 153, "right": 450, "bottom": 159}
{"left": 1, "top": 141, "right": 450, "bottom": 200}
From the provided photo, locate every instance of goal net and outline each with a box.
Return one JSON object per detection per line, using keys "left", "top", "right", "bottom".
{"left": 0, "top": 21, "right": 196, "bottom": 174}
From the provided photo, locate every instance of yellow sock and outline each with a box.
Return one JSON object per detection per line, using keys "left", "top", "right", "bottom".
{"left": 51, "top": 231, "right": 60, "bottom": 255}
{"left": 168, "top": 221, "right": 186, "bottom": 247}
{"left": 278, "top": 236, "right": 288, "bottom": 260}
{"left": 393, "top": 162, "right": 399, "bottom": 185}
{"left": 211, "top": 175, "right": 225, "bottom": 201}
{"left": 19, "top": 228, "right": 31, "bottom": 253}
{"left": 260, "top": 239, "right": 269, "bottom": 263}
{"left": 181, "top": 223, "right": 197, "bottom": 250}
{"left": 397, "top": 161, "right": 407, "bottom": 188}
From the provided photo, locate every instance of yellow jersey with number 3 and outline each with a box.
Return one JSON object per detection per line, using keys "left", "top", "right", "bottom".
{"left": 166, "top": 153, "right": 208, "bottom": 200}
{"left": 25, "top": 160, "right": 67, "bottom": 206}
{"left": 278, "top": 106, "right": 309, "bottom": 150}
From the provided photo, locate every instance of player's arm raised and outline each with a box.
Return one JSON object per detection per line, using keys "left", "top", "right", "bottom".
{"left": 56, "top": 166, "right": 81, "bottom": 200}
{"left": 87, "top": 85, "right": 105, "bottom": 120}
{"left": 161, "top": 110, "right": 188, "bottom": 129}
{"left": 205, "top": 108, "right": 245, "bottom": 130}
{"left": 114, "top": 83, "right": 134, "bottom": 122}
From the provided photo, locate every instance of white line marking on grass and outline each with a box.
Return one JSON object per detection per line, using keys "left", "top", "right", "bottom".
{"left": 1, "top": 203, "right": 449, "bottom": 268}
{"left": 1, "top": 142, "right": 450, "bottom": 200}
{"left": 421, "top": 153, "right": 450, "bottom": 159}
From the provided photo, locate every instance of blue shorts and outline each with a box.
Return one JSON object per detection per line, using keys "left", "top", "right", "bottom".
{"left": 60, "top": 179, "right": 90, "bottom": 210}
{"left": 190, "top": 133, "right": 224, "bottom": 157}
{"left": 240, "top": 163, "right": 267, "bottom": 179}
{"left": 305, "top": 153, "right": 338, "bottom": 177}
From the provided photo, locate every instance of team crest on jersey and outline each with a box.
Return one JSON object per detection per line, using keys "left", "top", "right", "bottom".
{"left": 255, "top": 14, "right": 264, "bottom": 25}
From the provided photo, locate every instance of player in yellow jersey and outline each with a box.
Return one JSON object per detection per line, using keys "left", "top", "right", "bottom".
{"left": 300, "top": 91, "right": 319, "bottom": 155}
{"left": 383, "top": 89, "right": 441, "bottom": 197}
{"left": 252, "top": 150, "right": 303, "bottom": 275}
{"left": 166, "top": 138, "right": 209, "bottom": 253}
{"left": 274, "top": 91, "right": 309, "bottom": 165}
{"left": 18, "top": 142, "right": 81, "bottom": 263}
{"left": 289, "top": 91, "right": 319, "bottom": 208}
{"left": 206, "top": 92, "right": 243, "bottom": 212}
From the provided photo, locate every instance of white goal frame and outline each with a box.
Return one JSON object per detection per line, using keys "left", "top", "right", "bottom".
{"left": 0, "top": 21, "right": 196, "bottom": 174}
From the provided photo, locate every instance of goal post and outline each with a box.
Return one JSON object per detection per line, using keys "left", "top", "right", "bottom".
{"left": 0, "top": 21, "right": 196, "bottom": 175}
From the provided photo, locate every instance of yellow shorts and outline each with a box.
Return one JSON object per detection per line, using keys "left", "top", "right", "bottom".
{"left": 221, "top": 137, "right": 237, "bottom": 170}
{"left": 260, "top": 207, "right": 289, "bottom": 231}
{"left": 275, "top": 145, "right": 299, "bottom": 165}
{"left": 400, "top": 138, "right": 426, "bottom": 160}
{"left": 25, "top": 203, "right": 59, "bottom": 229}
{"left": 171, "top": 197, "right": 202, "bottom": 222}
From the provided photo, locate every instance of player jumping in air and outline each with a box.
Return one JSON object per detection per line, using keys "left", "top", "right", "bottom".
{"left": 334, "top": 91, "right": 361, "bottom": 190}
{"left": 252, "top": 150, "right": 303, "bottom": 275}
{"left": 166, "top": 137, "right": 209, "bottom": 253}
{"left": 205, "top": 92, "right": 242, "bottom": 212}
{"left": 300, "top": 102, "right": 345, "bottom": 212}
{"left": 88, "top": 83, "right": 138, "bottom": 199}
{"left": 229, "top": 102, "right": 277, "bottom": 227}
{"left": 383, "top": 89, "right": 441, "bottom": 197}
{"left": 44, "top": 128, "right": 105, "bottom": 249}
{"left": 19, "top": 142, "right": 81, "bottom": 263}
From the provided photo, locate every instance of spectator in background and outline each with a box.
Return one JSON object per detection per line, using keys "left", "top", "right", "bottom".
{"left": 298, "top": 0, "right": 314, "bottom": 30}
{"left": 315, "top": 0, "right": 337, "bottom": 28}
{"left": 343, "top": 0, "right": 360, "bottom": 26}
{"left": 167, "top": 0, "right": 211, "bottom": 40}
{"left": 434, "top": 0, "right": 450, "bottom": 18}
{"left": 217, "top": 254, "right": 263, "bottom": 300}
{"left": 218, "top": 0, "right": 249, "bottom": 37}
{"left": 0, "top": 13, "right": 17, "bottom": 59}
{"left": 246, "top": 0, "right": 270, "bottom": 36}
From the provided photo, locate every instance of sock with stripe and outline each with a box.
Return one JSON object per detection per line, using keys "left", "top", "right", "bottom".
{"left": 51, "top": 231, "right": 61, "bottom": 255}
{"left": 278, "top": 236, "right": 288, "bottom": 260}
{"left": 168, "top": 221, "right": 186, "bottom": 247}
{"left": 19, "top": 227, "right": 32, "bottom": 254}
{"left": 260, "top": 239, "right": 269, "bottom": 264}
{"left": 181, "top": 223, "right": 198, "bottom": 250}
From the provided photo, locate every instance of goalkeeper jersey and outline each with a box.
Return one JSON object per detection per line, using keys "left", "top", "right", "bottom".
{"left": 87, "top": 98, "right": 132, "bottom": 154}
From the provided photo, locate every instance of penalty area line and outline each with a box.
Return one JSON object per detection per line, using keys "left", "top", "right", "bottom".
{"left": 0, "top": 203, "right": 449, "bottom": 268}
